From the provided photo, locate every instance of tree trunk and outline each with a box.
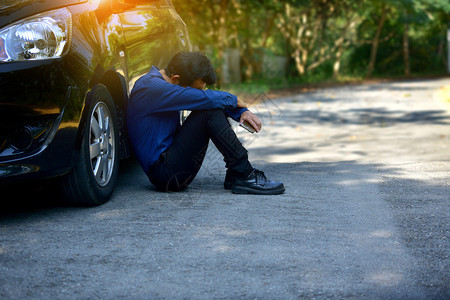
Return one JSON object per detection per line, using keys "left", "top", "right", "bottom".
{"left": 258, "top": 14, "right": 275, "bottom": 76}
{"left": 216, "top": 0, "right": 230, "bottom": 86}
{"left": 447, "top": 22, "right": 450, "bottom": 73}
{"left": 333, "top": 40, "right": 344, "bottom": 79}
{"left": 403, "top": 21, "right": 410, "bottom": 76}
{"left": 241, "top": 8, "right": 253, "bottom": 81}
{"left": 294, "top": 49, "right": 304, "bottom": 75}
{"left": 367, "top": 4, "right": 387, "bottom": 78}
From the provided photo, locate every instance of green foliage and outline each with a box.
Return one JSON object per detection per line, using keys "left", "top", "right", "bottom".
{"left": 172, "top": 0, "right": 449, "bottom": 84}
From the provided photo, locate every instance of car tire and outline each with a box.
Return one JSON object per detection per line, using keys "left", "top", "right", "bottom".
{"left": 61, "top": 84, "right": 120, "bottom": 206}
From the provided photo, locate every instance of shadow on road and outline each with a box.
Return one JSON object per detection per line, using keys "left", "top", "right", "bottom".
{"left": 290, "top": 108, "right": 450, "bottom": 126}
{"left": 0, "top": 180, "right": 66, "bottom": 214}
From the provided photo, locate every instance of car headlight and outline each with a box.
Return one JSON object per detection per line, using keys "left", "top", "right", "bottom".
{"left": 0, "top": 8, "right": 72, "bottom": 62}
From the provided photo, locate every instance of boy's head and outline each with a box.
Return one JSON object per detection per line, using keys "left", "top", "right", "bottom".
{"left": 165, "top": 52, "right": 217, "bottom": 89}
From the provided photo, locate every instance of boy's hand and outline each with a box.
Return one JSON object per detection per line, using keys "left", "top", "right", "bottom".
{"left": 240, "top": 110, "right": 262, "bottom": 133}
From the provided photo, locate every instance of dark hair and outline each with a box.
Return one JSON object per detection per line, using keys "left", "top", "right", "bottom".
{"left": 165, "top": 52, "right": 217, "bottom": 86}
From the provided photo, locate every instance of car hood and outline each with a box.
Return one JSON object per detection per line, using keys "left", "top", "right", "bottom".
{"left": 0, "top": 0, "right": 87, "bottom": 27}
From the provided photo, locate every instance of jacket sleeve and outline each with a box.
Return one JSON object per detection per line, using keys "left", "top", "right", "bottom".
{"left": 225, "top": 107, "right": 248, "bottom": 122}
{"left": 130, "top": 77, "right": 237, "bottom": 114}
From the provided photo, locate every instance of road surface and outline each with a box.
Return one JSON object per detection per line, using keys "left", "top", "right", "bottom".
{"left": 1, "top": 78, "right": 449, "bottom": 299}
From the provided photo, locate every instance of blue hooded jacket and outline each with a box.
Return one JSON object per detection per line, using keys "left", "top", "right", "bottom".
{"left": 127, "top": 66, "right": 248, "bottom": 174}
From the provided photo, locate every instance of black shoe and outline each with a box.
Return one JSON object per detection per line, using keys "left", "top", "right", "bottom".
{"left": 231, "top": 169, "right": 285, "bottom": 195}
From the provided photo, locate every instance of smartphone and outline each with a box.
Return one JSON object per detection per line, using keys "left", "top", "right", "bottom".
{"left": 239, "top": 121, "right": 256, "bottom": 133}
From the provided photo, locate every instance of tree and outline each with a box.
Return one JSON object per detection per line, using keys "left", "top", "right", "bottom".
{"left": 275, "top": 0, "right": 344, "bottom": 76}
{"left": 172, "top": 0, "right": 449, "bottom": 82}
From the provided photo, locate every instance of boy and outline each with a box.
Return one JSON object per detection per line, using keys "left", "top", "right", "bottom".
{"left": 127, "top": 52, "right": 284, "bottom": 195}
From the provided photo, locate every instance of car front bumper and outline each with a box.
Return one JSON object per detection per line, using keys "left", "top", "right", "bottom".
{"left": 0, "top": 58, "right": 84, "bottom": 183}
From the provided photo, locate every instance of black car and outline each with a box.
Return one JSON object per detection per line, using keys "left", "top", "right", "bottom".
{"left": 0, "top": 0, "right": 191, "bottom": 205}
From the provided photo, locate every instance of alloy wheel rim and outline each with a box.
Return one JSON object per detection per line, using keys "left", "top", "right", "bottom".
{"left": 89, "top": 101, "right": 115, "bottom": 187}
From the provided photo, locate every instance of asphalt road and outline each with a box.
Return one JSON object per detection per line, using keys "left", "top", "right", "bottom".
{"left": 1, "top": 78, "right": 449, "bottom": 299}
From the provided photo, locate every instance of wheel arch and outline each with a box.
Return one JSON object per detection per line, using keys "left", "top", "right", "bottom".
{"left": 98, "top": 70, "right": 131, "bottom": 160}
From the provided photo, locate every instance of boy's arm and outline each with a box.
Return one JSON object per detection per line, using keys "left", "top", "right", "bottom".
{"left": 131, "top": 78, "right": 238, "bottom": 114}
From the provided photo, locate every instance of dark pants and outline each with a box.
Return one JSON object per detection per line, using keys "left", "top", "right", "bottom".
{"left": 148, "top": 109, "right": 253, "bottom": 191}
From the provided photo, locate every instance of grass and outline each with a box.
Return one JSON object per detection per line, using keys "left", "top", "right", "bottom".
{"left": 220, "top": 71, "right": 450, "bottom": 102}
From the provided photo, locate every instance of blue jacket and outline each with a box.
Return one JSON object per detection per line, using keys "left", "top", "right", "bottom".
{"left": 127, "top": 66, "right": 248, "bottom": 174}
